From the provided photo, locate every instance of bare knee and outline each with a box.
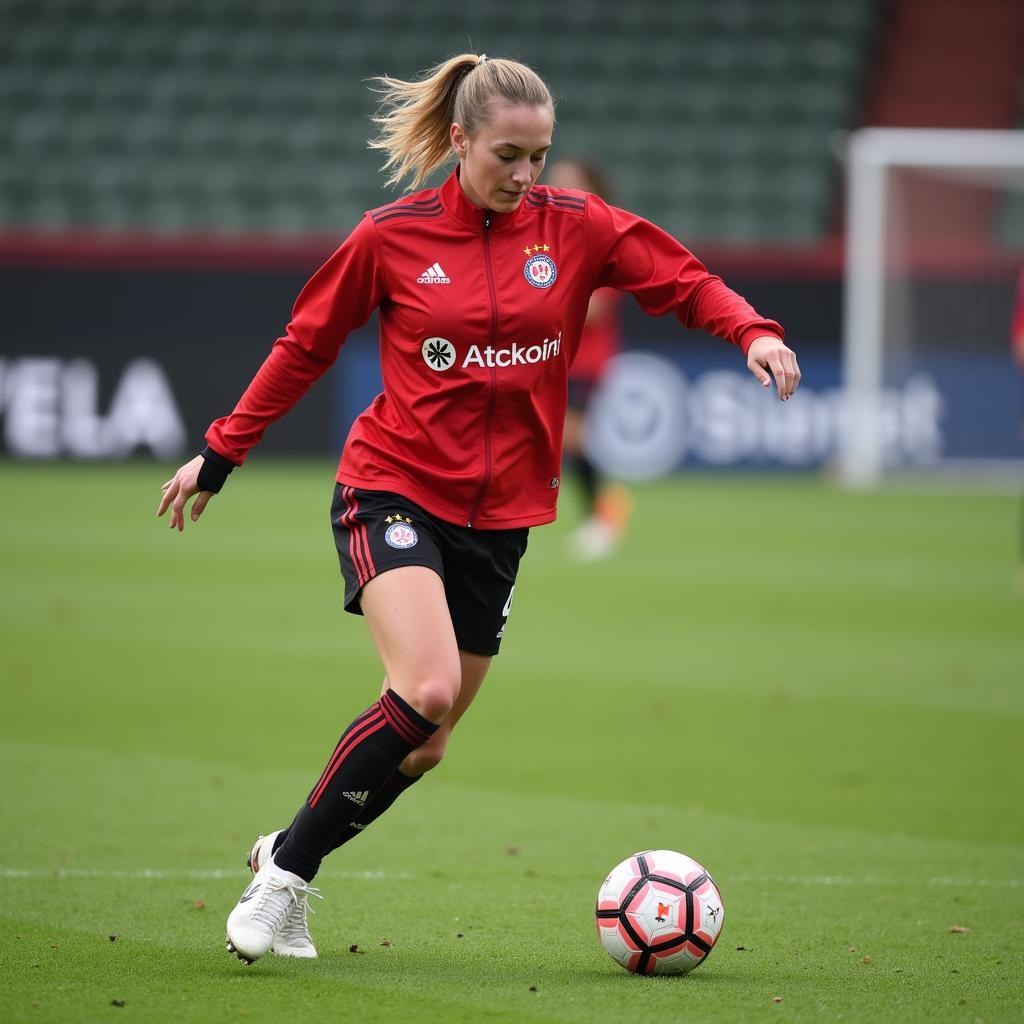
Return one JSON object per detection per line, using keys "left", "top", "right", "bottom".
{"left": 391, "top": 675, "right": 458, "bottom": 724}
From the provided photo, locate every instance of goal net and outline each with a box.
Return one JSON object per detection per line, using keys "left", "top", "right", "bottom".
{"left": 840, "top": 128, "right": 1024, "bottom": 487}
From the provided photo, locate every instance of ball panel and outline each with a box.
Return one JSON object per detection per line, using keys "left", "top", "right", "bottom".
{"left": 597, "top": 916, "right": 643, "bottom": 971}
{"left": 628, "top": 883, "right": 686, "bottom": 945}
{"left": 651, "top": 945, "right": 702, "bottom": 975}
{"left": 597, "top": 859, "right": 642, "bottom": 910}
{"left": 694, "top": 883, "right": 725, "bottom": 946}
{"left": 645, "top": 849, "right": 707, "bottom": 888}
{"left": 622, "top": 878, "right": 651, "bottom": 915}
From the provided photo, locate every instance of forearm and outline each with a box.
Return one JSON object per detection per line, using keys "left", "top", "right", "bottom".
{"left": 588, "top": 199, "right": 782, "bottom": 352}
{"left": 684, "top": 275, "right": 784, "bottom": 354}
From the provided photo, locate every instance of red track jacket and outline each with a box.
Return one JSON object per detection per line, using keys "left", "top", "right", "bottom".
{"left": 206, "top": 168, "right": 783, "bottom": 529}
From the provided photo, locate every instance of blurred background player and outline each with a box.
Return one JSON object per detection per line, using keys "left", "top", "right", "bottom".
{"left": 545, "top": 158, "right": 633, "bottom": 561}
{"left": 1014, "top": 268, "right": 1024, "bottom": 588}
{"left": 1014, "top": 267, "right": 1024, "bottom": 402}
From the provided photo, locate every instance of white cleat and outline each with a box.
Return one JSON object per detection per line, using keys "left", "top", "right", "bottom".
{"left": 246, "top": 831, "right": 319, "bottom": 959}
{"left": 226, "top": 849, "right": 321, "bottom": 964}
{"left": 569, "top": 517, "right": 619, "bottom": 562}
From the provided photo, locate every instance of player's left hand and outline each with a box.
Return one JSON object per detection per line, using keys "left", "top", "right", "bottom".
{"left": 157, "top": 454, "right": 213, "bottom": 533}
{"left": 746, "top": 335, "right": 801, "bottom": 401}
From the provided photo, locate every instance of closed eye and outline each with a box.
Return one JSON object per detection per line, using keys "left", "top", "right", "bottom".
{"left": 496, "top": 149, "right": 550, "bottom": 162}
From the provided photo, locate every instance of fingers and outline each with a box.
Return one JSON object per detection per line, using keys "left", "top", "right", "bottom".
{"left": 191, "top": 490, "right": 214, "bottom": 522}
{"left": 750, "top": 346, "right": 802, "bottom": 401}
{"left": 780, "top": 350, "right": 801, "bottom": 400}
{"left": 157, "top": 477, "right": 179, "bottom": 518}
{"left": 160, "top": 473, "right": 195, "bottom": 531}
{"left": 767, "top": 354, "right": 791, "bottom": 401}
{"left": 171, "top": 489, "right": 188, "bottom": 531}
{"left": 158, "top": 454, "right": 206, "bottom": 531}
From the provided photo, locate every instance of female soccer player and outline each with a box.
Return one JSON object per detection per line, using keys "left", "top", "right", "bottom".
{"left": 545, "top": 157, "right": 632, "bottom": 561}
{"left": 157, "top": 53, "right": 800, "bottom": 965}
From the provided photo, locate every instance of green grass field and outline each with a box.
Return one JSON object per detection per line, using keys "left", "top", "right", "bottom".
{"left": 1, "top": 461, "right": 1022, "bottom": 1023}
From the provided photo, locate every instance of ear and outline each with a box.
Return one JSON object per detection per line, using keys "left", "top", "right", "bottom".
{"left": 450, "top": 122, "right": 468, "bottom": 159}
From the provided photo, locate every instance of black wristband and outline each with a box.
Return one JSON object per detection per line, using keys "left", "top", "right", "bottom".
{"left": 197, "top": 446, "right": 236, "bottom": 493}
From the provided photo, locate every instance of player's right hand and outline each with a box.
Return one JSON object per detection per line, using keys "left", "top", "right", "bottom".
{"left": 157, "top": 454, "right": 214, "bottom": 532}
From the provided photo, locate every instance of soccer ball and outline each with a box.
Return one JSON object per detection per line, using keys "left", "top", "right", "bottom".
{"left": 595, "top": 849, "right": 724, "bottom": 975}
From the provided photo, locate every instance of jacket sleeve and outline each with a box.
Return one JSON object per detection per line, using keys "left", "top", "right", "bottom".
{"left": 584, "top": 195, "right": 783, "bottom": 354}
{"left": 205, "top": 214, "right": 386, "bottom": 464}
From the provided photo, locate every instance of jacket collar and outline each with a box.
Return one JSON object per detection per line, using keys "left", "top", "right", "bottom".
{"left": 439, "top": 165, "right": 531, "bottom": 233}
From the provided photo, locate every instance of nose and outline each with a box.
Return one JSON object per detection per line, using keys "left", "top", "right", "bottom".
{"left": 511, "top": 158, "right": 531, "bottom": 185}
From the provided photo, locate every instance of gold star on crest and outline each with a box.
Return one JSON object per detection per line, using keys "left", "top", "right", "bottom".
{"left": 523, "top": 247, "right": 531, "bottom": 255}
{"left": 542, "top": 244, "right": 550, "bottom": 252}
{"left": 385, "top": 515, "right": 395, "bottom": 524}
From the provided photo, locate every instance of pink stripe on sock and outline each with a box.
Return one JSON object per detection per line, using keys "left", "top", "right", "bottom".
{"left": 308, "top": 709, "right": 384, "bottom": 808}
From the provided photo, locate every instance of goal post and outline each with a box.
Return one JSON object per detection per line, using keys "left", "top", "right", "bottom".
{"left": 840, "top": 128, "right": 1024, "bottom": 488}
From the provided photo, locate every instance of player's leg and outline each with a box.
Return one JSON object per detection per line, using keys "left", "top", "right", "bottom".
{"left": 273, "top": 565, "right": 457, "bottom": 883}
{"left": 312, "top": 516, "right": 526, "bottom": 850}
{"left": 566, "top": 380, "right": 632, "bottom": 561}
{"left": 320, "top": 650, "right": 491, "bottom": 849}
{"left": 564, "top": 389, "right": 600, "bottom": 515}
{"left": 261, "top": 650, "right": 492, "bottom": 859}
{"left": 319, "top": 520, "right": 529, "bottom": 847}
{"left": 401, "top": 649, "right": 489, "bottom": 772}
{"left": 228, "top": 566, "right": 456, "bottom": 963}
{"left": 227, "top": 488, "right": 455, "bottom": 963}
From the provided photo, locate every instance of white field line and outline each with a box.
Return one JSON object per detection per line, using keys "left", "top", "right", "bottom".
{"left": 0, "top": 868, "right": 410, "bottom": 880}
{"left": 0, "top": 869, "right": 1020, "bottom": 889}
{"left": 728, "top": 874, "right": 1021, "bottom": 889}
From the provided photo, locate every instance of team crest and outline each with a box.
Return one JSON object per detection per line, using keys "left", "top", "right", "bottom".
{"left": 385, "top": 522, "right": 418, "bottom": 549}
{"left": 524, "top": 253, "right": 557, "bottom": 289}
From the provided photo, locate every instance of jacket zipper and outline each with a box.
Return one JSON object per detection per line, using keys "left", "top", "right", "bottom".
{"left": 467, "top": 213, "right": 499, "bottom": 527}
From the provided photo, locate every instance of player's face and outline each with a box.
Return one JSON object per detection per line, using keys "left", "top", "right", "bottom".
{"left": 452, "top": 101, "right": 553, "bottom": 213}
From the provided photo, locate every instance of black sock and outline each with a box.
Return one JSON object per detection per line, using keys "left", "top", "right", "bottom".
{"left": 271, "top": 770, "right": 422, "bottom": 857}
{"left": 329, "top": 769, "right": 422, "bottom": 852}
{"left": 273, "top": 689, "right": 437, "bottom": 881}
{"left": 575, "top": 453, "right": 600, "bottom": 511}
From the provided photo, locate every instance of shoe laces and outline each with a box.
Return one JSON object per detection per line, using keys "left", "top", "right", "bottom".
{"left": 252, "top": 874, "right": 323, "bottom": 934}
{"left": 278, "top": 886, "right": 321, "bottom": 945}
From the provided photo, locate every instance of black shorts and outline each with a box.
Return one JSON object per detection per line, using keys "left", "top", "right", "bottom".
{"left": 331, "top": 484, "right": 529, "bottom": 657}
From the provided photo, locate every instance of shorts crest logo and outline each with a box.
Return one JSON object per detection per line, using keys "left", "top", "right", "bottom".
{"left": 422, "top": 337, "right": 456, "bottom": 371}
{"left": 524, "top": 254, "right": 557, "bottom": 289}
{"left": 385, "top": 522, "right": 418, "bottom": 549}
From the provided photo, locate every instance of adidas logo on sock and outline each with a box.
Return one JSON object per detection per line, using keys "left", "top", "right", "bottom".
{"left": 343, "top": 791, "right": 369, "bottom": 806}
{"left": 416, "top": 262, "right": 451, "bottom": 284}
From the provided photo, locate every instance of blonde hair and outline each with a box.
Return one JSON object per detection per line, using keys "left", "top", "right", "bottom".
{"left": 368, "top": 53, "right": 554, "bottom": 191}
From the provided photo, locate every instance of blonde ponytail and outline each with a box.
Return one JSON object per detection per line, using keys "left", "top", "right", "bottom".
{"left": 368, "top": 53, "right": 553, "bottom": 191}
